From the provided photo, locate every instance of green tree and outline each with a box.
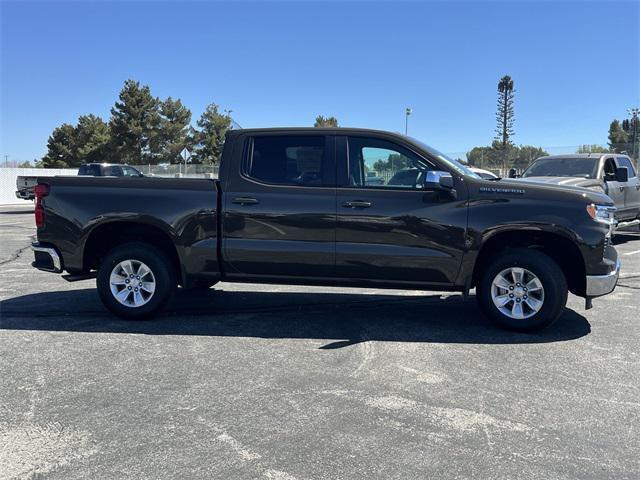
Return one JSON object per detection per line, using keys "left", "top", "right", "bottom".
{"left": 314, "top": 115, "right": 339, "bottom": 127}
{"left": 608, "top": 120, "right": 629, "bottom": 153}
{"left": 109, "top": 79, "right": 161, "bottom": 164}
{"left": 466, "top": 143, "right": 548, "bottom": 171}
{"left": 372, "top": 153, "right": 410, "bottom": 173}
{"left": 157, "top": 97, "right": 192, "bottom": 164}
{"left": 514, "top": 145, "right": 549, "bottom": 169}
{"left": 466, "top": 146, "right": 497, "bottom": 168}
{"left": 193, "top": 103, "right": 232, "bottom": 165}
{"left": 576, "top": 144, "right": 611, "bottom": 154}
{"left": 495, "top": 75, "right": 515, "bottom": 149}
{"left": 75, "top": 114, "right": 111, "bottom": 163}
{"left": 42, "top": 123, "right": 77, "bottom": 167}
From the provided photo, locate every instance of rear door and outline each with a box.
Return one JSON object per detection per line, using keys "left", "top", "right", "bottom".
{"left": 222, "top": 133, "right": 337, "bottom": 278}
{"left": 616, "top": 156, "right": 640, "bottom": 218}
{"left": 335, "top": 135, "right": 467, "bottom": 285}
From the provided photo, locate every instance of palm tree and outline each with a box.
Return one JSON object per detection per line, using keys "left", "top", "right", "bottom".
{"left": 314, "top": 115, "right": 339, "bottom": 128}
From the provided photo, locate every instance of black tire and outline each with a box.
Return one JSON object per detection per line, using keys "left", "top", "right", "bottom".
{"left": 476, "top": 248, "right": 568, "bottom": 332}
{"left": 96, "top": 242, "right": 176, "bottom": 320}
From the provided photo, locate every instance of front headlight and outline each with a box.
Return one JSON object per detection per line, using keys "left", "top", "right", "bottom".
{"left": 586, "top": 204, "right": 615, "bottom": 224}
{"left": 586, "top": 204, "right": 617, "bottom": 238}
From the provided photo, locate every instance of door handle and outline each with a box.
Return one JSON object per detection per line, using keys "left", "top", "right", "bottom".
{"left": 343, "top": 200, "right": 372, "bottom": 209}
{"left": 232, "top": 197, "right": 259, "bottom": 205}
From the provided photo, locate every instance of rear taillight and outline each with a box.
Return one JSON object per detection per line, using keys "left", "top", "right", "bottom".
{"left": 34, "top": 183, "right": 49, "bottom": 228}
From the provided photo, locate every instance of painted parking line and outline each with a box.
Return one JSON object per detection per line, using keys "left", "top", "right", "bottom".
{"left": 623, "top": 250, "right": 640, "bottom": 256}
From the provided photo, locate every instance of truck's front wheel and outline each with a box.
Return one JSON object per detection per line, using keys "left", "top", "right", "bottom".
{"left": 97, "top": 242, "right": 176, "bottom": 320}
{"left": 476, "top": 248, "right": 568, "bottom": 332}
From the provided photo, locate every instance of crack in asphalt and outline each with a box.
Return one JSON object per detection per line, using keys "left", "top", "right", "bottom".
{"left": 0, "top": 238, "right": 36, "bottom": 266}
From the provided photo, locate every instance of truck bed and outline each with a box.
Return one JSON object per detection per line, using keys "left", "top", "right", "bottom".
{"left": 36, "top": 175, "right": 221, "bottom": 282}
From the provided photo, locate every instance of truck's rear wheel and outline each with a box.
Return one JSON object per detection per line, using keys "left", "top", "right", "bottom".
{"left": 476, "top": 248, "right": 567, "bottom": 332}
{"left": 97, "top": 242, "right": 176, "bottom": 320}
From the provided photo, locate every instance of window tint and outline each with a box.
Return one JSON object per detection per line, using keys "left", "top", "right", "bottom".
{"left": 78, "top": 164, "right": 101, "bottom": 176}
{"left": 121, "top": 166, "right": 142, "bottom": 177}
{"left": 617, "top": 157, "right": 637, "bottom": 177}
{"left": 106, "top": 166, "right": 123, "bottom": 176}
{"left": 347, "top": 137, "right": 432, "bottom": 189}
{"left": 248, "top": 136, "right": 330, "bottom": 186}
{"left": 522, "top": 157, "right": 598, "bottom": 178}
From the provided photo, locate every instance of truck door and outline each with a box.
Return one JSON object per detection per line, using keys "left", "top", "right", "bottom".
{"left": 602, "top": 157, "right": 627, "bottom": 218}
{"left": 616, "top": 156, "right": 640, "bottom": 219}
{"left": 335, "top": 135, "right": 467, "bottom": 285}
{"left": 222, "top": 133, "right": 336, "bottom": 278}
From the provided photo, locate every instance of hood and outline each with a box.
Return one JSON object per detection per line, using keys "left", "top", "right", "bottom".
{"left": 483, "top": 177, "right": 612, "bottom": 205}
{"left": 513, "top": 176, "right": 598, "bottom": 187}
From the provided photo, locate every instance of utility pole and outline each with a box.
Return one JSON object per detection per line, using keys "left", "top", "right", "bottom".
{"left": 628, "top": 107, "right": 640, "bottom": 163}
{"left": 405, "top": 107, "right": 412, "bottom": 135}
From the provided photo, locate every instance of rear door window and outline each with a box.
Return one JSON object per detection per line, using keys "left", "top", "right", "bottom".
{"left": 78, "top": 164, "right": 101, "bottom": 176}
{"left": 246, "top": 135, "right": 333, "bottom": 187}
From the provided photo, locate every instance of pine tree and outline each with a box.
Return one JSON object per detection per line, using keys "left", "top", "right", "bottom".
{"left": 157, "top": 97, "right": 192, "bottom": 164}
{"left": 75, "top": 114, "right": 111, "bottom": 163}
{"left": 193, "top": 103, "right": 232, "bottom": 165}
{"left": 608, "top": 120, "right": 629, "bottom": 153}
{"left": 109, "top": 79, "right": 161, "bottom": 164}
{"left": 494, "top": 75, "right": 516, "bottom": 172}
{"left": 42, "top": 124, "right": 77, "bottom": 168}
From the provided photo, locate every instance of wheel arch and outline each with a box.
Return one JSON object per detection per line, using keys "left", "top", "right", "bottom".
{"left": 472, "top": 228, "right": 587, "bottom": 296}
{"left": 82, "top": 220, "right": 184, "bottom": 285}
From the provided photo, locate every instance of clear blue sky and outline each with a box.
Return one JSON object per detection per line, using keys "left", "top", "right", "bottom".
{"left": 1, "top": 0, "right": 639, "bottom": 161}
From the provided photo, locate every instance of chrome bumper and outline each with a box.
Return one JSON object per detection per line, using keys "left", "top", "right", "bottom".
{"left": 31, "top": 243, "right": 62, "bottom": 273}
{"left": 585, "top": 259, "right": 620, "bottom": 297}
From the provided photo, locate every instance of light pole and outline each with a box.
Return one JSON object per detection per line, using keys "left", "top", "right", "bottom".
{"left": 405, "top": 107, "right": 412, "bottom": 136}
{"left": 628, "top": 107, "right": 639, "bottom": 163}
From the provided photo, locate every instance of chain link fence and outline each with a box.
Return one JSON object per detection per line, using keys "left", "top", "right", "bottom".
{"left": 129, "top": 163, "right": 219, "bottom": 178}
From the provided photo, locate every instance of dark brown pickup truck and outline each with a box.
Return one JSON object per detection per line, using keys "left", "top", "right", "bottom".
{"left": 31, "top": 128, "right": 620, "bottom": 331}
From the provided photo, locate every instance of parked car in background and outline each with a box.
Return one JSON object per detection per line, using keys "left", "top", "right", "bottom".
{"left": 16, "top": 163, "right": 144, "bottom": 200}
{"left": 365, "top": 171, "right": 385, "bottom": 186}
{"left": 31, "top": 128, "right": 620, "bottom": 332}
{"left": 470, "top": 167, "right": 499, "bottom": 179}
{"left": 513, "top": 154, "right": 640, "bottom": 224}
{"left": 78, "top": 163, "right": 144, "bottom": 177}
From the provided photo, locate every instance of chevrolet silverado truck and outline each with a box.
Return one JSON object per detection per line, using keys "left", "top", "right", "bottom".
{"left": 31, "top": 128, "right": 620, "bottom": 331}
{"left": 513, "top": 153, "right": 640, "bottom": 225}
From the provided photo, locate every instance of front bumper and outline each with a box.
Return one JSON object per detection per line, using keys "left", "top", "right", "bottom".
{"left": 586, "top": 259, "right": 620, "bottom": 297}
{"left": 32, "top": 243, "right": 62, "bottom": 273}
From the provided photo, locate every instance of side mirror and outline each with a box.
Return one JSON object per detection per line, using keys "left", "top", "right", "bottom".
{"left": 615, "top": 167, "right": 629, "bottom": 183}
{"left": 424, "top": 171, "right": 454, "bottom": 190}
{"left": 508, "top": 168, "right": 517, "bottom": 178}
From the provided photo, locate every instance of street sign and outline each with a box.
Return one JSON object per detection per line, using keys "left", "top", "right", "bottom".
{"left": 180, "top": 148, "right": 192, "bottom": 163}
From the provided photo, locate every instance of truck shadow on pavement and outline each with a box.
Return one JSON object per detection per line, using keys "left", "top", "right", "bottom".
{"left": 612, "top": 231, "right": 640, "bottom": 246}
{"left": 0, "top": 287, "right": 591, "bottom": 348}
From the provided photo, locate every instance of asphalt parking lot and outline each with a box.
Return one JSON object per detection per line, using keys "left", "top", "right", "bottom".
{"left": 1, "top": 204, "right": 639, "bottom": 480}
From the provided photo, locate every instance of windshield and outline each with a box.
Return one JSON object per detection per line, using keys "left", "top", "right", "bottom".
{"left": 522, "top": 157, "right": 598, "bottom": 179}
{"left": 409, "top": 137, "right": 481, "bottom": 179}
